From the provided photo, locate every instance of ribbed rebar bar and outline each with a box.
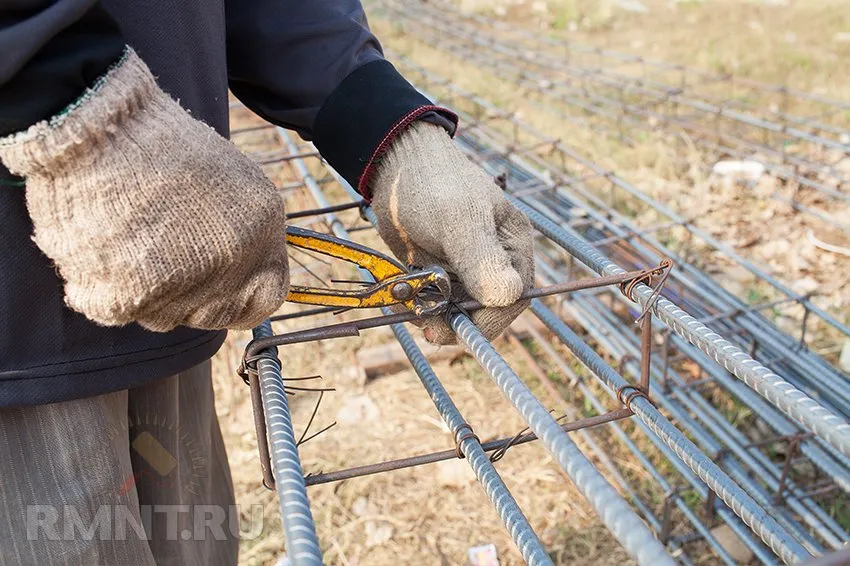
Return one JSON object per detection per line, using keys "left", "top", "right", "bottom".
{"left": 449, "top": 313, "right": 675, "bottom": 566}
{"left": 530, "top": 301, "right": 811, "bottom": 564}
{"left": 389, "top": 322, "right": 553, "bottom": 565}
{"left": 252, "top": 321, "right": 323, "bottom": 566}
{"left": 512, "top": 196, "right": 850, "bottom": 459}
{"left": 278, "top": 127, "right": 553, "bottom": 564}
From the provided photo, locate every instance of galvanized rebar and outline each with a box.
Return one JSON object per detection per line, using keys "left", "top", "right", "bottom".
{"left": 252, "top": 321, "right": 323, "bottom": 566}
{"left": 449, "top": 313, "right": 675, "bottom": 566}
{"left": 277, "top": 127, "right": 554, "bottom": 565}
{"left": 561, "top": 289, "right": 847, "bottom": 551}
{"left": 514, "top": 197, "right": 850, "bottom": 460}
{"left": 530, "top": 301, "right": 811, "bottom": 564}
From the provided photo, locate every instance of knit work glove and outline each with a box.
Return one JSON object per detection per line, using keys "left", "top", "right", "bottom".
{"left": 372, "top": 122, "right": 535, "bottom": 344}
{"left": 0, "top": 50, "right": 289, "bottom": 332}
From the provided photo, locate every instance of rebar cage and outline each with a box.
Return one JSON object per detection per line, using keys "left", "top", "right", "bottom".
{"left": 229, "top": 7, "right": 850, "bottom": 562}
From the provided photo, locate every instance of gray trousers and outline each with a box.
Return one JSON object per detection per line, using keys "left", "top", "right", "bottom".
{"left": 0, "top": 360, "right": 238, "bottom": 566}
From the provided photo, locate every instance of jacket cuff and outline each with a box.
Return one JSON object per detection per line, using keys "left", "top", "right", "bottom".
{"left": 313, "top": 60, "right": 457, "bottom": 199}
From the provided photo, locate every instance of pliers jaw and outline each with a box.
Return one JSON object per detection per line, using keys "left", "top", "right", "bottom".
{"left": 406, "top": 265, "right": 451, "bottom": 316}
{"left": 284, "top": 226, "right": 451, "bottom": 314}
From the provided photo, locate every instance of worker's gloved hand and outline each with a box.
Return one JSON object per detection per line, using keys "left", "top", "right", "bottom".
{"left": 371, "top": 121, "right": 534, "bottom": 344}
{"left": 0, "top": 50, "right": 289, "bottom": 332}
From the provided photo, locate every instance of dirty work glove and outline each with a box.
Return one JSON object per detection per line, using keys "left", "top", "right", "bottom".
{"left": 0, "top": 50, "right": 289, "bottom": 332}
{"left": 372, "top": 121, "right": 535, "bottom": 344}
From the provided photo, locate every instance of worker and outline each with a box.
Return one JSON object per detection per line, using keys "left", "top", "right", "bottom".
{"left": 0, "top": 1, "right": 534, "bottom": 564}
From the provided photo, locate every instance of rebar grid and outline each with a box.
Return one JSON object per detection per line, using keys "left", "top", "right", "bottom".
{"left": 229, "top": 47, "right": 850, "bottom": 560}
{"left": 379, "top": 52, "right": 850, "bottom": 468}
{"left": 386, "top": 55, "right": 850, "bottom": 556}
{"left": 238, "top": 116, "right": 691, "bottom": 563}
{"left": 279, "top": 128, "right": 553, "bottom": 565}
{"left": 385, "top": 66, "right": 850, "bottom": 552}
{"left": 378, "top": 0, "right": 850, "bottom": 231}
{"left": 251, "top": 133, "right": 812, "bottom": 564}
{"left": 386, "top": 53, "right": 850, "bottom": 356}
{"left": 393, "top": 0, "right": 850, "bottom": 156}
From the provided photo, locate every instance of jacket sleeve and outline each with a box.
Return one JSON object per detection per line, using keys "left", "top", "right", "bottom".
{"left": 225, "top": 0, "right": 457, "bottom": 197}
{"left": 0, "top": 1, "right": 125, "bottom": 138}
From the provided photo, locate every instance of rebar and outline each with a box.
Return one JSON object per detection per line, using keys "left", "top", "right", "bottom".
{"left": 384, "top": 53, "right": 850, "bottom": 473}
{"left": 251, "top": 321, "right": 323, "bottom": 566}
{"left": 374, "top": 55, "right": 849, "bottom": 559}
{"left": 230, "top": 39, "right": 850, "bottom": 560}
{"left": 531, "top": 301, "right": 810, "bottom": 564}
{"left": 513, "top": 196, "right": 850, "bottom": 460}
{"left": 449, "top": 313, "right": 675, "bottom": 566}
{"left": 380, "top": 0, "right": 850, "bottom": 230}
{"left": 276, "top": 127, "right": 554, "bottom": 565}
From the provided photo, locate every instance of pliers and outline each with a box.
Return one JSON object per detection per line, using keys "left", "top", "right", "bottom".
{"left": 285, "top": 226, "right": 451, "bottom": 316}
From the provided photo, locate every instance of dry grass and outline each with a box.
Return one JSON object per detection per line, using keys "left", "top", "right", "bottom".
{"left": 452, "top": 0, "right": 850, "bottom": 98}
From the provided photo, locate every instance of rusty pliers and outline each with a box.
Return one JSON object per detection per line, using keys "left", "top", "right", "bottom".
{"left": 284, "top": 225, "right": 451, "bottom": 316}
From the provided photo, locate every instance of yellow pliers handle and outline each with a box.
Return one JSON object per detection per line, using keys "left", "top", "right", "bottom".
{"left": 285, "top": 226, "right": 451, "bottom": 315}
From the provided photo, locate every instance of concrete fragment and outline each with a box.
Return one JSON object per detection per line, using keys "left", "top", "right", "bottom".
{"left": 711, "top": 524, "right": 754, "bottom": 564}
{"left": 436, "top": 458, "right": 476, "bottom": 488}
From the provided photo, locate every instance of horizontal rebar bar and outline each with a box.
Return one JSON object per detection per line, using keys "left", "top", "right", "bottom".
{"left": 341, "top": 170, "right": 674, "bottom": 564}
{"left": 303, "top": 408, "right": 633, "bottom": 486}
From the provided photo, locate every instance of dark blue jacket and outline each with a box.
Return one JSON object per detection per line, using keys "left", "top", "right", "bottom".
{"left": 0, "top": 0, "right": 456, "bottom": 407}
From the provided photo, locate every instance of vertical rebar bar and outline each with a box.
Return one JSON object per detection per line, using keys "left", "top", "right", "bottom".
{"left": 449, "top": 313, "right": 675, "bottom": 566}
{"left": 252, "top": 321, "right": 323, "bottom": 566}
{"left": 389, "top": 322, "right": 554, "bottom": 565}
